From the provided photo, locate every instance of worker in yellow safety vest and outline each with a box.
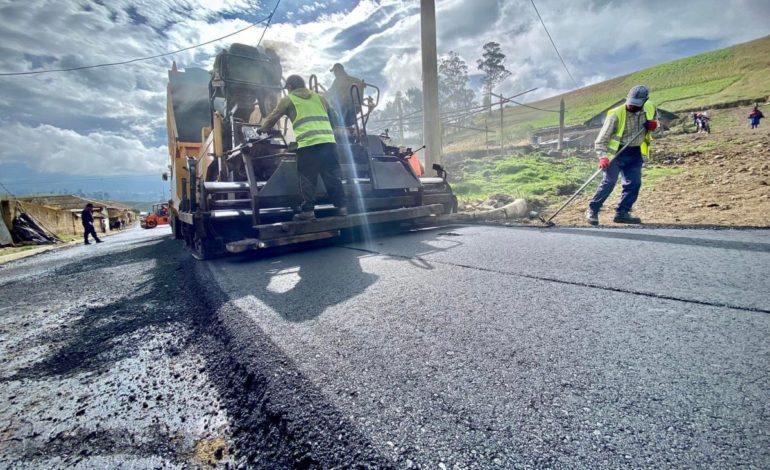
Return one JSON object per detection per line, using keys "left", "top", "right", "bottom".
{"left": 586, "top": 85, "right": 657, "bottom": 225}
{"left": 260, "top": 75, "right": 347, "bottom": 221}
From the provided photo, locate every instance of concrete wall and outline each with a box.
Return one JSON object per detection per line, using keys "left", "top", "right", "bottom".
{"left": 16, "top": 202, "right": 84, "bottom": 236}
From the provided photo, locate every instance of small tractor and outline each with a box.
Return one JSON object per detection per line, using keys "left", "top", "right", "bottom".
{"left": 165, "top": 43, "right": 456, "bottom": 259}
{"left": 141, "top": 203, "right": 170, "bottom": 229}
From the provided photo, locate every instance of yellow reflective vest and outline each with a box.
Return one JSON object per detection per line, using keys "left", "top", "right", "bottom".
{"left": 607, "top": 101, "right": 657, "bottom": 156}
{"left": 288, "top": 93, "right": 336, "bottom": 149}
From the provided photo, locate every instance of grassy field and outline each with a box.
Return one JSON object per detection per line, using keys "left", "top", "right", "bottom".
{"left": 445, "top": 35, "right": 770, "bottom": 153}
{"left": 452, "top": 152, "right": 683, "bottom": 208}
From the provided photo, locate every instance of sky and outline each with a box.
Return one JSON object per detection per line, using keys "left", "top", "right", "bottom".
{"left": 0, "top": 0, "right": 769, "bottom": 200}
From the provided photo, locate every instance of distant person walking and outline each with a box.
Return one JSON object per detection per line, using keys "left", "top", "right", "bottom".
{"left": 81, "top": 203, "right": 102, "bottom": 245}
{"left": 748, "top": 106, "right": 764, "bottom": 129}
{"left": 586, "top": 85, "right": 658, "bottom": 225}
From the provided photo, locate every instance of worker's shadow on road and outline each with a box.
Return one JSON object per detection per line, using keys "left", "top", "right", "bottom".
{"left": 233, "top": 244, "right": 380, "bottom": 322}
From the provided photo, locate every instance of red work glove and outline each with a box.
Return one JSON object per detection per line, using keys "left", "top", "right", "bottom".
{"left": 644, "top": 120, "right": 658, "bottom": 132}
{"left": 598, "top": 157, "right": 610, "bottom": 169}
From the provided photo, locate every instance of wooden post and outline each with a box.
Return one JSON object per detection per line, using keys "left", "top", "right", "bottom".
{"left": 557, "top": 98, "right": 565, "bottom": 151}
{"left": 500, "top": 97, "right": 504, "bottom": 157}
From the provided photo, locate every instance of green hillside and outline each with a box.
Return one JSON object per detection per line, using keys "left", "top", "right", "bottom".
{"left": 445, "top": 34, "right": 770, "bottom": 152}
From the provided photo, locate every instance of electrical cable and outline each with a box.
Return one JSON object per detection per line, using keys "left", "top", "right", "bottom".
{"left": 257, "top": 0, "right": 281, "bottom": 47}
{"left": 0, "top": 180, "right": 17, "bottom": 198}
{"left": 529, "top": 0, "right": 579, "bottom": 89}
{"left": 0, "top": 6, "right": 280, "bottom": 77}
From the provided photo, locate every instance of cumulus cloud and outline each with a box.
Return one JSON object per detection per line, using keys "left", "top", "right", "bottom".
{"left": 0, "top": 124, "right": 167, "bottom": 175}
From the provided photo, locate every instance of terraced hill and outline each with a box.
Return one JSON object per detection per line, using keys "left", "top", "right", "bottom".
{"left": 445, "top": 34, "right": 770, "bottom": 152}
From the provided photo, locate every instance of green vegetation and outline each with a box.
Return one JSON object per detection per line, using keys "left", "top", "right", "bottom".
{"left": 645, "top": 166, "right": 682, "bottom": 183}
{"left": 0, "top": 245, "right": 39, "bottom": 257}
{"left": 446, "top": 35, "right": 770, "bottom": 153}
{"left": 453, "top": 153, "right": 681, "bottom": 206}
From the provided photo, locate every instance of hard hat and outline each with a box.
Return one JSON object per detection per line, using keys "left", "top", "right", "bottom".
{"left": 330, "top": 63, "right": 344, "bottom": 73}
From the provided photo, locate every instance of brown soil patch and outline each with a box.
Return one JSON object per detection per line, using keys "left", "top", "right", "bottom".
{"left": 548, "top": 106, "right": 770, "bottom": 227}
{"left": 194, "top": 436, "right": 230, "bottom": 468}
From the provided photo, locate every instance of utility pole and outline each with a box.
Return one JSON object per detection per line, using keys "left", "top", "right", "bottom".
{"left": 396, "top": 92, "right": 405, "bottom": 144}
{"left": 557, "top": 98, "right": 565, "bottom": 151}
{"left": 420, "top": 0, "right": 442, "bottom": 170}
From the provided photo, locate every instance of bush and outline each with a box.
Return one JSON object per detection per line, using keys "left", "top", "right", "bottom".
{"left": 496, "top": 162, "right": 527, "bottom": 174}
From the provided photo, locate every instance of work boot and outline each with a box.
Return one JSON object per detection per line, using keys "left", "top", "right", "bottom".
{"left": 293, "top": 211, "right": 316, "bottom": 222}
{"left": 613, "top": 211, "right": 642, "bottom": 224}
{"left": 84, "top": 241, "right": 91, "bottom": 245}
{"left": 585, "top": 208, "right": 599, "bottom": 226}
{"left": 95, "top": 239, "right": 103, "bottom": 243}
{"left": 335, "top": 207, "right": 348, "bottom": 217}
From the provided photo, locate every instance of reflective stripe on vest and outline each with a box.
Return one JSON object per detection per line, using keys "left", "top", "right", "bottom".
{"left": 288, "top": 93, "right": 336, "bottom": 148}
{"left": 607, "top": 101, "right": 656, "bottom": 156}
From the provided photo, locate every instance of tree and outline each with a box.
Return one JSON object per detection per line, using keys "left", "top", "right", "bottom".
{"left": 438, "top": 51, "right": 475, "bottom": 114}
{"left": 370, "top": 87, "right": 425, "bottom": 142}
{"left": 477, "top": 42, "right": 511, "bottom": 113}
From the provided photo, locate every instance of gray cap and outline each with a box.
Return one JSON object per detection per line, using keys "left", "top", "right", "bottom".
{"left": 626, "top": 85, "right": 649, "bottom": 106}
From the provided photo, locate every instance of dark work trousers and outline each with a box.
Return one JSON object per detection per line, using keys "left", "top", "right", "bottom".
{"left": 589, "top": 146, "right": 643, "bottom": 214}
{"left": 83, "top": 223, "right": 101, "bottom": 243}
{"left": 296, "top": 142, "right": 346, "bottom": 212}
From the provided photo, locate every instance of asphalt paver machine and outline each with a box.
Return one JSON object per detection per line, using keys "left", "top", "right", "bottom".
{"left": 166, "top": 43, "right": 456, "bottom": 259}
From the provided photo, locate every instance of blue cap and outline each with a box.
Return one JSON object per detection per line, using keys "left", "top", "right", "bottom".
{"left": 626, "top": 85, "right": 649, "bottom": 106}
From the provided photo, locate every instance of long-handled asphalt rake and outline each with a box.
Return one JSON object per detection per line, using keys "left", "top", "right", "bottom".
{"left": 538, "top": 127, "right": 647, "bottom": 227}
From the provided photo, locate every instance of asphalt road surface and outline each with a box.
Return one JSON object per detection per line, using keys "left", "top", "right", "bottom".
{"left": 1, "top": 223, "right": 769, "bottom": 468}
{"left": 0, "top": 227, "right": 234, "bottom": 468}
{"left": 204, "top": 224, "right": 770, "bottom": 469}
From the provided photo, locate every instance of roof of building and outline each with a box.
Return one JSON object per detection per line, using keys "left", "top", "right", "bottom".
{"left": 17, "top": 195, "right": 134, "bottom": 212}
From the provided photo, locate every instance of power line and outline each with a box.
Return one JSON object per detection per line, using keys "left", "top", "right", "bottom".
{"left": 529, "top": 0, "right": 579, "bottom": 89}
{"left": 257, "top": 0, "right": 281, "bottom": 47}
{"left": 0, "top": 180, "right": 17, "bottom": 198}
{"left": 504, "top": 98, "right": 559, "bottom": 113}
{"left": 0, "top": 5, "right": 280, "bottom": 77}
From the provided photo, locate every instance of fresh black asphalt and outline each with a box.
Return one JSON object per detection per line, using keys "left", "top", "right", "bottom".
{"left": 203, "top": 224, "right": 770, "bottom": 469}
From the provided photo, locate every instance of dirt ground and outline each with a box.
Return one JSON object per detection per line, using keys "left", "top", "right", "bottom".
{"left": 549, "top": 105, "right": 770, "bottom": 227}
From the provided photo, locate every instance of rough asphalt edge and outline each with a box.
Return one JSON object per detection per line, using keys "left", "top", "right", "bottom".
{"left": 192, "top": 257, "right": 395, "bottom": 469}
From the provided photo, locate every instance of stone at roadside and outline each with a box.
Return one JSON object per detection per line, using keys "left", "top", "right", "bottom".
{"left": 484, "top": 193, "right": 514, "bottom": 208}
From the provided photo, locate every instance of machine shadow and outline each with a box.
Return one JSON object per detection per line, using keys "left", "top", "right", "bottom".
{"left": 222, "top": 224, "right": 465, "bottom": 322}
{"left": 344, "top": 224, "right": 467, "bottom": 270}
{"left": 226, "top": 240, "right": 380, "bottom": 322}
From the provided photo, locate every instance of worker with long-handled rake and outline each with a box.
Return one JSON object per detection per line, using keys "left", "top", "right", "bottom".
{"left": 538, "top": 85, "right": 658, "bottom": 227}
{"left": 585, "top": 85, "right": 658, "bottom": 225}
